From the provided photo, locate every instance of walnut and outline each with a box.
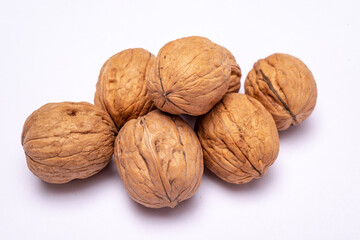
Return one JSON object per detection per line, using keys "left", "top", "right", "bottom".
{"left": 245, "top": 53, "right": 317, "bottom": 131}
{"left": 114, "top": 110, "right": 203, "bottom": 208}
{"left": 221, "top": 46, "right": 242, "bottom": 93}
{"left": 196, "top": 93, "right": 279, "bottom": 184}
{"left": 147, "top": 36, "right": 231, "bottom": 116}
{"left": 21, "top": 102, "right": 117, "bottom": 184}
{"left": 95, "top": 48, "right": 155, "bottom": 129}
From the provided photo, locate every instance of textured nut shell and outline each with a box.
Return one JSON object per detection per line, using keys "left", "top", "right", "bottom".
{"left": 114, "top": 110, "right": 203, "bottom": 208}
{"left": 147, "top": 36, "right": 231, "bottom": 116}
{"left": 196, "top": 93, "right": 279, "bottom": 184}
{"left": 21, "top": 102, "right": 117, "bottom": 184}
{"left": 95, "top": 48, "right": 155, "bottom": 129}
{"left": 221, "top": 47, "right": 241, "bottom": 93}
{"left": 245, "top": 53, "right": 317, "bottom": 131}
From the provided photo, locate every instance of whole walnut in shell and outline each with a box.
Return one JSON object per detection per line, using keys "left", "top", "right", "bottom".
{"left": 147, "top": 36, "right": 231, "bottom": 116}
{"left": 21, "top": 102, "right": 117, "bottom": 184}
{"left": 114, "top": 110, "right": 203, "bottom": 208}
{"left": 245, "top": 53, "right": 317, "bottom": 131}
{"left": 196, "top": 93, "right": 279, "bottom": 184}
{"left": 95, "top": 48, "right": 155, "bottom": 129}
{"left": 221, "top": 46, "right": 242, "bottom": 93}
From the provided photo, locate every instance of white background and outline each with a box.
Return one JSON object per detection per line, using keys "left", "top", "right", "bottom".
{"left": 1, "top": 0, "right": 359, "bottom": 239}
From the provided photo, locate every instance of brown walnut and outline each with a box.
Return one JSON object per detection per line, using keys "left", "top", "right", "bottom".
{"left": 147, "top": 36, "right": 231, "bottom": 116}
{"left": 21, "top": 102, "right": 117, "bottom": 184}
{"left": 95, "top": 48, "right": 155, "bottom": 130}
{"left": 245, "top": 53, "right": 317, "bottom": 131}
{"left": 221, "top": 46, "right": 242, "bottom": 93}
{"left": 196, "top": 93, "right": 279, "bottom": 184}
{"left": 114, "top": 110, "right": 203, "bottom": 208}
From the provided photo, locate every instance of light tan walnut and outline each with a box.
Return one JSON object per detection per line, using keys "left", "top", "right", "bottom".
{"left": 196, "top": 93, "right": 279, "bottom": 184}
{"left": 21, "top": 102, "right": 117, "bottom": 184}
{"left": 221, "top": 47, "right": 242, "bottom": 93}
{"left": 245, "top": 53, "right": 317, "bottom": 131}
{"left": 114, "top": 110, "right": 203, "bottom": 208}
{"left": 147, "top": 36, "right": 231, "bottom": 116}
{"left": 95, "top": 48, "right": 155, "bottom": 130}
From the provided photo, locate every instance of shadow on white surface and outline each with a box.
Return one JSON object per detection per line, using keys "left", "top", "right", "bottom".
{"left": 202, "top": 167, "right": 277, "bottom": 193}
{"left": 278, "top": 117, "right": 316, "bottom": 142}
{"left": 129, "top": 194, "right": 199, "bottom": 218}
{"left": 39, "top": 159, "right": 120, "bottom": 194}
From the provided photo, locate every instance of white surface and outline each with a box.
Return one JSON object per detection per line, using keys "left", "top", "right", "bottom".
{"left": 1, "top": 0, "right": 359, "bottom": 239}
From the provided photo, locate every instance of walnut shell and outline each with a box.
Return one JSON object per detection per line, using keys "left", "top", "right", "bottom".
{"left": 147, "top": 36, "right": 231, "bottom": 116}
{"left": 245, "top": 53, "right": 317, "bottom": 131}
{"left": 114, "top": 110, "right": 203, "bottom": 208}
{"left": 221, "top": 47, "right": 242, "bottom": 93}
{"left": 95, "top": 48, "right": 155, "bottom": 129}
{"left": 196, "top": 93, "right": 279, "bottom": 184}
{"left": 21, "top": 102, "right": 117, "bottom": 184}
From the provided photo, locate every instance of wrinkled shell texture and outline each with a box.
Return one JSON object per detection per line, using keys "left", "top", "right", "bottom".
{"left": 221, "top": 47, "right": 242, "bottom": 93}
{"left": 245, "top": 53, "right": 317, "bottom": 131}
{"left": 196, "top": 93, "right": 279, "bottom": 184}
{"left": 147, "top": 36, "right": 231, "bottom": 116}
{"left": 114, "top": 110, "right": 203, "bottom": 208}
{"left": 95, "top": 48, "right": 155, "bottom": 129}
{"left": 21, "top": 102, "right": 117, "bottom": 184}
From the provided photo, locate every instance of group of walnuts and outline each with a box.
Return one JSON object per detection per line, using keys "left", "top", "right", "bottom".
{"left": 21, "top": 36, "right": 317, "bottom": 208}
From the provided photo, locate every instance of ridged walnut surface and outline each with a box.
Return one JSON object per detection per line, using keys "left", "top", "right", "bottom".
{"left": 147, "top": 36, "right": 231, "bottom": 116}
{"left": 221, "top": 47, "right": 242, "bottom": 93}
{"left": 114, "top": 110, "right": 203, "bottom": 208}
{"left": 95, "top": 48, "right": 155, "bottom": 129}
{"left": 245, "top": 53, "right": 317, "bottom": 131}
{"left": 196, "top": 94, "right": 279, "bottom": 184}
{"left": 21, "top": 102, "right": 117, "bottom": 184}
